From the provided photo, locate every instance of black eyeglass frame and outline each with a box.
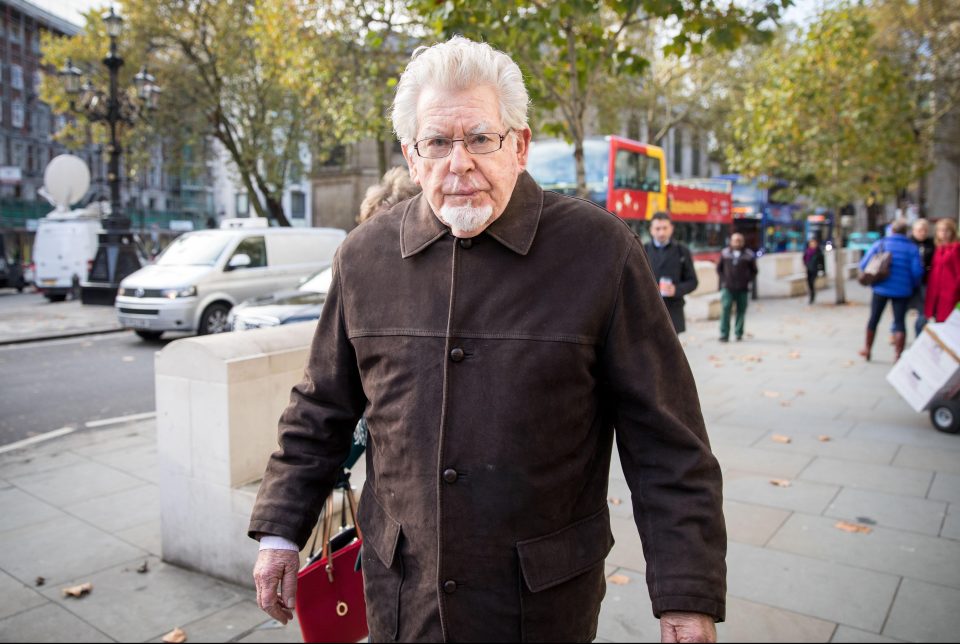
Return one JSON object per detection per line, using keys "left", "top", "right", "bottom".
{"left": 413, "top": 129, "right": 514, "bottom": 159}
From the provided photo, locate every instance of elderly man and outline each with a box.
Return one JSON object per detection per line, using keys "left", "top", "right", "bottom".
{"left": 250, "top": 37, "right": 725, "bottom": 643}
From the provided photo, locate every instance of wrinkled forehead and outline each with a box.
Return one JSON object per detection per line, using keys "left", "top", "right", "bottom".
{"left": 415, "top": 85, "right": 503, "bottom": 138}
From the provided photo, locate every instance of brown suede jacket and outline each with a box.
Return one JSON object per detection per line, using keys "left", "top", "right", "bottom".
{"left": 249, "top": 171, "right": 726, "bottom": 642}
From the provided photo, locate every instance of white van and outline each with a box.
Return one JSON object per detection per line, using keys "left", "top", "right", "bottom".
{"left": 115, "top": 226, "right": 346, "bottom": 340}
{"left": 33, "top": 208, "right": 104, "bottom": 302}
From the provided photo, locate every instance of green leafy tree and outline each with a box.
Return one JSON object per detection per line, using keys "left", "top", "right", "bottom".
{"left": 410, "top": 0, "right": 791, "bottom": 196}
{"left": 728, "top": 4, "right": 921, "bottom": 303}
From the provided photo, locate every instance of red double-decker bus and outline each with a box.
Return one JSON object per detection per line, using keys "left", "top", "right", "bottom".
{"left": 527, "top": 135, "right": 732, "bottom": 261}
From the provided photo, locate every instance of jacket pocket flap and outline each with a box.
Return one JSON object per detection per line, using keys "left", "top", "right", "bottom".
{"left": 357, "top": 488, "right": 401, "bottom": 568}
{"left": 517, "top": 507, "right": 614, "bottom": 593}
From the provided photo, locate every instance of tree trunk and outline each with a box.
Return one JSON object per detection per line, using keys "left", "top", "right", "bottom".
{"left": 264, "top": 193, "right": 291, "bottom": 227}
{"left": 834, "top": 204, "right": 847, "bottom": 305}
{"left": 573, "top": 136, "right": 588, "bottom": 198}
{"left": 376, "top": 134, "right": 388, "bottom": 178}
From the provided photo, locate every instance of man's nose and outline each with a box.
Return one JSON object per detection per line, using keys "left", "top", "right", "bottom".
{"left": 448, "top": 140, "right": 476, "bottom": 174}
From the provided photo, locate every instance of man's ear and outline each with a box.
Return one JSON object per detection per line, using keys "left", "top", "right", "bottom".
{"left": 515, "top": 127, "right": 533, "bottom": 172}
{"left": 401, "top": 143, "right": 421, "bottom": 185}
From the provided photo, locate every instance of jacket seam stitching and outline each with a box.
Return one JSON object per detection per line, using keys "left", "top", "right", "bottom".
{"left": 348, "top": 329, "right": 597, "bottom": 344}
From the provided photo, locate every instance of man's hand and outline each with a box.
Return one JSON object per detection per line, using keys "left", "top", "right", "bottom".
{"left": 660, "top": 611, "right": 717, "bottom": 643}
{"left": 253, "top": 549, "right": 301, "bottom": 624}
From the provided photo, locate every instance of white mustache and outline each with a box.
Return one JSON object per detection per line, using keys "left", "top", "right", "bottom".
{"left": 443, "top": 176, "right": 487, "bottom": 194}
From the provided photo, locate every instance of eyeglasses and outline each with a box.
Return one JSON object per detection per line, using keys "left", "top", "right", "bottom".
{"left": 414, "top": 130, "right": 512, "bottom": 159}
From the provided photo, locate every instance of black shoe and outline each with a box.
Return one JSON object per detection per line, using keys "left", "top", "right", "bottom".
{"left": 719, "top": 336, "right": 729, "bottom": 343}
{"left": 736, "top": 336, "right": 743, "bottom": 342}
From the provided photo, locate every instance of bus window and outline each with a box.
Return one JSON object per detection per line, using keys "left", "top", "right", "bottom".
{"left": 639, "top": 154, "right": 661, "bottom": 193}
{"left": 614, "top": 148, "right": 661, "bottom": 193}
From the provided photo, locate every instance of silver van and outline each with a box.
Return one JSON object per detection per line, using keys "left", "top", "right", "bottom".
{"left": 115, "top": 223, "right": 345, "bottom": 340}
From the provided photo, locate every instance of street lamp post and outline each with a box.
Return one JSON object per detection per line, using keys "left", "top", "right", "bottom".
{"left": 60, "top": 7, "right": 159, "bottom": 305}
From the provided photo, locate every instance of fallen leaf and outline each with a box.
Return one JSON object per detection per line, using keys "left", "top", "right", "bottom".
{"left": 162, "top": 627, "right": 187, "bottom": 643}
{"left": 35, "top": 576, "right": 45, "bottom": 587}
{"left": 780, "top": 401, "right": 792, "bottom": 407}
{"left": 817, "top": 435, "right": 831, "bottom": 442}
{"left": 707, "top": 355, "right": 722, "bottom": 362}
{"left": 122, "top": 356, "right": 135, "bottom": 362}
{"left": 769, "top": 479, "right": 792, "bottom": 488}
{"left": 771, "top": 434, "right": 792, "bottom": 444}
{"left": 607, "top": 574, "right": 631, "bottom": 586}
{"left": 763, "top": 391, "right": 781, "bottom": 398}
{"left": 137, "top": 561, "right": 150, "bottom": 574}
{"left": 607, "top": 497, "right": 622, "bottom": 506}
{"left": 841, "top": 360, "right": 855, "bottom": 367}
{"left": 834, "top": 521, "right": 872, "bottom": 534}
{"left": 788, "top": 351, "right": 801, "bottom": 359}
{"left": 740, "top": 355, "right": 763, "bottom": 363}
{"left": 796, "top": 389, "right": 806, "bottom": 396}
{"left": 62, "top": 582, "right": 93, "bottom": 598}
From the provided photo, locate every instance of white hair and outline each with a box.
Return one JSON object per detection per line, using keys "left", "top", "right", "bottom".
{"left": 391, "top": 36, "right": 530, "bottom": 147}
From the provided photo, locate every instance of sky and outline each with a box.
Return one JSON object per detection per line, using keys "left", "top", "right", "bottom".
{"left": 36, "top": 0, "right": 824, "bottom": 30}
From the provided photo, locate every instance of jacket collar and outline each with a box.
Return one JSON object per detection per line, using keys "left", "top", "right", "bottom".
{"left": 400, "top": 171, "right": 543, "bottom": 258}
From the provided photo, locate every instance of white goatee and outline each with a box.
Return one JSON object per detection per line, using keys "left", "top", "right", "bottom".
{"left": 439, "top": 204, "right": 494, "bottom": 235}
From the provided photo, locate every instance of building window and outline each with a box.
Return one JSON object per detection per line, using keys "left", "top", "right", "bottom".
{"left": 31, "top": 31, "right": 41, "bottom": 55}
{"left": 235, "top": 192, "right": 249, "bottom": 216}
{"left": 12, "top": 101, "right": 24, "bottom": 129}
{"left": 8, "top": 24, "right": 21, "bottom": 44}
{"left": 55, "top": 114, "right": 67, "bottom": 133}
{"left": 291, "top": 190, "right": 306, "bottom": 219}
{"left": 673, "top": 129, "right": 683, "bottom": 175}
{"left": 33, "top": 70, "right": 42, "bottom": 93}
{"left": 11, "top": 65, "right": 24, "bottom": 91}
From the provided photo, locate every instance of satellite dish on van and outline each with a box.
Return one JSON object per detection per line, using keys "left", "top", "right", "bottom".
{"left": 43, "top": 155, "right": 91, "bottom": 211}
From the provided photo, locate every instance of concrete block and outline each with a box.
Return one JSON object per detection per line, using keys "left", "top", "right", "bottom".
{"left": 723, "top": 500, "right": 791, "bottom": 546}
{"left": 724, "top": 473, "right": 840, "bottom": 514}
{"left": 0, "top": 487, "right": 65, "bottom": 534}
{"left": 8, "top": 460, "right": 147, "bottom": 508}
{"left": 767, "top": 513, "right": 960, "bottom": 590}
{"left": 726, "top": 542, "right": 899, "bottom": 632}
{"left": 63, "top": 484, "right": 160, "bottom": 534}
{"left": 0, "top": 603, "right": 112, "bottom": 643}
{"left": 712, "top": 443, "right": 813, "bottom": 479}
{"left": 929, "top": 472, "right": 960, "bottom": 504}
{"left": 799, "top": 457, "right": 933, "bottom": 497}
{"left": 0, "top": 569, "right": 47, "bottom": 621}
{"left": 155, "top": 374, "right": 193, "bottom": 478}
{"left": 831, "top": 626, "right": 905, "bottom": 642}
{"left": 883, "top": 578, "right": 960, "bottom": 643}
{"left": 0, "top": 515, "right": 146, "bottom": 586}
{"left": 718, "top": 596, "right": 836, "bottom": 643}
{"left": 39, "top": 556, "right": 249, "bottom": 642}
{"left": 893, "top": 444, "right": 960, "bottom": 475}
{"left": 824, "top": 487, "right": 947, "bottom": 536}
{"left": 188, "top": 379, "right": 231, "bottom": 485}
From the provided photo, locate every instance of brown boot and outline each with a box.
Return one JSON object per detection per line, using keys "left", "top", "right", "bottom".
{"left": 894, "top": 332, "right": 906, "bottom": 362}
{"left": 859, "top": 329, "right": 876, "bottom": 361}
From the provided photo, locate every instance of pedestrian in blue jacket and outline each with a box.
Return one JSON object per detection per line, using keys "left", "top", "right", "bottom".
{"left": 859, "top": 219, "right": 924, "bottom": 361}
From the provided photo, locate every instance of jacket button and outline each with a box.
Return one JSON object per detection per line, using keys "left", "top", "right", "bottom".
{"left": 443, "top": 580, "right": 457, "bottom": 594}
{"left": 450, "top": 347, "right": 465, "bottom": 362}
{"left": 459, "top": 238, "right": 473, "bottom": 249}
{"left": 443, "top": 468, "right": 458, "bottom": 484}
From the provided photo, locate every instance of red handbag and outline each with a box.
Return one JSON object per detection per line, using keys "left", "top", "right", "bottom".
{"left": 296, "top": 485, "right": 368, "bottom": 643}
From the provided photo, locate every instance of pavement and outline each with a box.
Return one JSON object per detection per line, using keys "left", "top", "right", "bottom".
{"left": 0, "top": 290, "right": 122, "bottom": 345}
{"left": 1, "top": 278, "right": 959, "bottom": 643}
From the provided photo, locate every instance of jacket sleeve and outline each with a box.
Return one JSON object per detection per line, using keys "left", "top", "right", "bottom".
{"left": 600, "top": 238, "right": 726, "bottom": 621}
{"left": 248, "top": 251, "right": 367, "bottom": 548}
{"left": 676, "top": 245, "right": 699, "bottom": 297}
{"left": 911, "top": 247, "right": 924, "bottom": 288}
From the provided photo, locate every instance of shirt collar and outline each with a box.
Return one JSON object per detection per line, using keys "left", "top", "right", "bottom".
{"left": 400, "top": 171, "right": 543, "bottom": 258}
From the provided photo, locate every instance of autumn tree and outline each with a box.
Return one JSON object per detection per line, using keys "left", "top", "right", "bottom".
{"left": 727, "top": 4, "right": 921, "bottom": 303}
{"left": 410, "top": 0, "right": 792, "bottom": 197}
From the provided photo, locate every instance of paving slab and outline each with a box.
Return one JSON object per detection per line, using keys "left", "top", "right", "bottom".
{"left": 928, "top": 472, "right": 960, "bottom": 505}
{"left": 0, "top": 486, "right": 67, "bottom": 534}
{"left": 718, "top": 596, "right": 836, "bottom": 643}
{"left": 0, "top": 514, "right": 147, "bottom": 586}
{"left": 942, "top": 504, "right": 960, "bottom": 541}
{"left": 712, "top": 443, "right": 813, "bottom": 478}
{"left": 724, "top": 472, "right": 840, "bottom": 514}
{"left": 726, "top": 542, "right": 900, "bottom": 632}
{"left": 39, "top": 555, "right": 251, "bottom": 642}
{"left": 236, "top": 620, "right": 305, "bottom": 643}
{"left": 892, "top": 444, "right": 960, "bottom": 475}
{"left": 847, "top": 423, "right": 960, "bottom": 451}
{"left": 766, "top": 513, "right": 960, "bottom": 590}
{"left": 145, "top": 599, "right": 267, "bottom": 642}
{"left": 88, "top": 442, "right": 159, "bottom": 481}
{"left": 883, "top": 578, "right": 960, "bottom": 643}
{"left": 595, "top": 567, "right": 660, "bottom": 643}
{"left": 115, "top": 519, "right": 163, "bottom": 557}
{"left": 751, "top": 433, "right": 900, "bottom": 466}
{"left": 68, "top": 432, "right": 154, "bottom": 458}
{"left": 606, "top": 514, "right": 647, "bottom": 573}
{"left": 605, "top": 477, "right": 634, "bottom": 519}
{"left": 62, "top": 484, "right": 160, "bottom": 533}
{"left": 705, "top": 423, "right": 771, "bottom": 447}
{"left": 831, "top": 626, "right": 905, "bottom": 643}
{"left": 824, "top": 487, "right": 948, "bottom": 536}
{"left": 723, "top": 500, "right": 791, "bottom": 547}
{"left": 0, "top": 448, "right": 87, "bottom": 479}
{"left": 8, "top": 459, "right": 148, "bottom": 507}
{"left": 798, "top": 457, "right": 933, "bottom": 497}
{"left": 0, "top": 569, "right": 47, "bottom": 621}
{"left": 0, "top": 602, "right": 113, "bottom": 642}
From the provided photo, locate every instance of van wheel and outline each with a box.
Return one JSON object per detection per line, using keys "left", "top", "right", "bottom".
{"left": 199, "top": 303, "right": 231, "bottom": 335}
{"left": 135, "top": 330, "right": 164, "bottom": 341}
{"left": 45, "top": 293, "right": 67, "bottom": 302}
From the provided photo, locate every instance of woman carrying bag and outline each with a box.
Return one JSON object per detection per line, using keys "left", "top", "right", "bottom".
{"left": 925, "top": 218, "right": 960, "bottom": 323}
{"left": 858, "top": 219, "right": 923, "bottom": 362}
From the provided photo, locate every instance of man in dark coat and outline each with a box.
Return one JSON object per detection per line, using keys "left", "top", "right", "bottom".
{"left": 906, "top": 218, "right": 935, "bottom": 338}
{"left": 642, "top": 212, "right": 699, "bottom": 333}
{"left": 717, "top": 233, "right": 758, "bottom": 342}
{"left": 249, "top": 36, "right": 725, "bottom": 643}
